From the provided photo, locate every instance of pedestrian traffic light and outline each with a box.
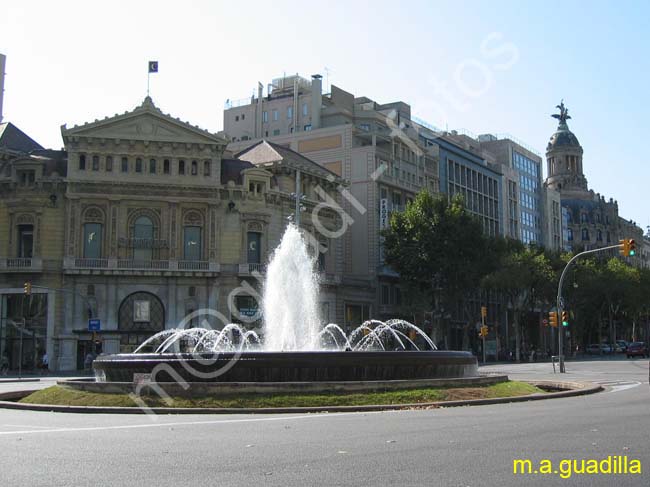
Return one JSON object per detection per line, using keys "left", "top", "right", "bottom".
{"left": 23, "top": 282, "right": 32, "bottom": 295}
{"left": 549, "top": 311, "right": 558, "bottom": 328}
{"left": 481, "top": 306, "right": 487, "bottom": 318}
{"left": 629, "top": 239, "right": 636, "bottom": 256}
{"left": 561, "top": 311, "right": 569, "bottom": 327}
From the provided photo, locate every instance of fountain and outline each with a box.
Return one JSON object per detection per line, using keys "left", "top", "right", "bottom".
{"left": 92, "top": 225, "right": 478, "bottom": 384}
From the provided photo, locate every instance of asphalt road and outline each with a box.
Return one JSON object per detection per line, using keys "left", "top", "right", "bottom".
{"left": 0, "top": 359, "right": 648, "bottom": 487}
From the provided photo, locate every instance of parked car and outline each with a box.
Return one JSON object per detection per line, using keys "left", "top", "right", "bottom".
{"left": 626, "top": 342, "right": 649, "bottom": 358}
{"left": 586, "top": 343, "right": 612, "bottom": 354}
{"left": 616, "top": 340, "right": 628, "bottom": 353}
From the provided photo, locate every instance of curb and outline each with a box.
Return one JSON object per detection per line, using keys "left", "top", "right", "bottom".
{"left": 0, "top": 378, "right": 41, "bottom": 384}
{"left": 0, "top": 380, "right": 603, "bottom": 415}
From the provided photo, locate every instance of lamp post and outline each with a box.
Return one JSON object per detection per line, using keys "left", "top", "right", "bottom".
{"left": 289, "top": 169, "right": 307, "bottom": 227}
{"left": 556, "top": 243, "right": 622, "bottom": 373}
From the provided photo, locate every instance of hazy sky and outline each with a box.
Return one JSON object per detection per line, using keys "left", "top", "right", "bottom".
{"left": 2, "top": 0, "right": 648, "bottom": 230}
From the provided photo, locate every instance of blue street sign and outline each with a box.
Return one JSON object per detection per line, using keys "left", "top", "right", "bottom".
{"left": 88, "top": 319, "right": 101, "bottom": 331}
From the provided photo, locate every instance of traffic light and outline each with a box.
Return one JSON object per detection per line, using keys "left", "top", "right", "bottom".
{"left": 561, "top": 311, "right": 569, "bottom": 327}
{"left": 619, "top": 239, "right": 629, "bottom": 256}
{"left": 619, "top": 238, "right": 636, "bottom": 257}
{"left": 479, "top": 325, "right": 488, "bottom": 338}
{"left": 481, "top": 306, "right": 487, "bottom": 318}
{"left": 549, "top": 311, "right": 558, "bottom": 328}
{"left": 23, "top": 282, "right": 32, "bottom": 295}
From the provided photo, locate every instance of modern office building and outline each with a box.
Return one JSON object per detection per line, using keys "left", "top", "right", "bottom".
{"left": 225, "top": 75, "right": 512, "bottom": 349}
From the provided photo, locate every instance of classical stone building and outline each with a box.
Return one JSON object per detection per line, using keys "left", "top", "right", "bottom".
{"left": 544, "top": 101, "right": 643, "bottom": 254}
{"left": 0, "top": 131, "right": 67, "bottom": 371}
{"left": 0, "top": 97, "right": 343, "bottom": 371}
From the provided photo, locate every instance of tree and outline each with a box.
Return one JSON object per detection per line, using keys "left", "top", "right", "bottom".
{"left": 566, "top": 256, "right": 640, "bottom": 350}
{"left": 382, "top": 191, "right": 500, "bottom": 346}
{"left": 482, "top": 243, "right": 554, "bottom": 361}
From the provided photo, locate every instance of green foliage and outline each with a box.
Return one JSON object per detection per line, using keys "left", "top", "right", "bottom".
{"left": 20, "top": 382, "right": 544, "bottom": 408}
{"left": 382, "top": 192, "right": 500, "bottom": 307}
{"left": 381, "top": 188, "right": 649, "bottom": 348}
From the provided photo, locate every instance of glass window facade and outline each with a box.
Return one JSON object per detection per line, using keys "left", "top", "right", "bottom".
{"left": 446, "top": 158, "right": 500, "bottom": 237}
{"left": 513, "top": 151, "right": 542, "bottom": 245}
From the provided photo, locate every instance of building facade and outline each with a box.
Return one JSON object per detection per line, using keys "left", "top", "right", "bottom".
{"left": 0, "top": 97, "right": 343, "bottom": 371}
{"left": 543, "top": 101, "right": 643, "bottom": 255}
{"left": 225, "top": 76, "right": 504, "bottom": 336}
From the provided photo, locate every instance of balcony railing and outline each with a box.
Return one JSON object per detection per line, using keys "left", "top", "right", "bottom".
{"left": 238, "top": 263, "right": 267, "bottom": 275}
{"left": 117, "top": 260, "right": 169, "bottom": 270}
{"left": 74, "top": 258, "right": 108, "bottom": 268}
{"left": 0, "top": 257, "right": 43, "bottom": 271}
{"left": 63, "top": 258, "right": 219, "bottom": 273}
{"left": 177, "top": 260, "right": 210, "bottom": 271}
{"left": 7, "top": 258, "right": 34, "bottom": 268}
{"left": 319, "top": 272, "right": 342, "bottom": 285}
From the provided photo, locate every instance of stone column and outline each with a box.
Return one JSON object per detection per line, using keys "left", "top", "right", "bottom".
{"left": 167, "top": 278, "right": 177, "bottom": 329}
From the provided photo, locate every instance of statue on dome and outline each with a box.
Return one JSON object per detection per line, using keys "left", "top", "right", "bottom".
{"left": 552, "top": 100, "right": 571, "bottom": 124}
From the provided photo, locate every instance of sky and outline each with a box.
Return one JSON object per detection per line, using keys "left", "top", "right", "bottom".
{"left": 1, "top": 0, "right": 649, "bottom": 230}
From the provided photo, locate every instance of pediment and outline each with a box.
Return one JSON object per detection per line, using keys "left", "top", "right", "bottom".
{"left": 62, "top": 98, "right": 227, "bottom": 146}
{"left": 67, "top": 114, "right": 221, "bottom": 145}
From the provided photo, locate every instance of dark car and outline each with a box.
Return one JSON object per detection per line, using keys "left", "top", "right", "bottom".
{"left": 626, "top": 342, "right": 649, "bottom": 358}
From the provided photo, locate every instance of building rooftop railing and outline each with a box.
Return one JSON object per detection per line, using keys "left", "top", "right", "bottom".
{"left": 224, "top": 97, "right": 255, "bottom": 110}
{"left": 411, "top": 116, "right": 542, "bottom": 158}
{"left": 492, "top": 133, "right": 542, "bottom": 157}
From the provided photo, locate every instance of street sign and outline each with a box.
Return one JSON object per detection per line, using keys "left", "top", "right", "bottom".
{"left": 88, "top": 318, "right": 101, "bottom": 331}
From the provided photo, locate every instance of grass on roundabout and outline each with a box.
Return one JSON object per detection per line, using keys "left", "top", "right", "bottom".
{"left": 19, "top": 381, "right": 544, "bottom": 409}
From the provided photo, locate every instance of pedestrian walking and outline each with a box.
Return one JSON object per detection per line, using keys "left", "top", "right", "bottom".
{"left": 40, "top": 351, "right": 49, "bottom": 375}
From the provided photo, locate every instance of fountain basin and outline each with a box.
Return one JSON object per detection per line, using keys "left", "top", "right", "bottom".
{"left": 93, "top": 351, "right": 478, "bottom": 383}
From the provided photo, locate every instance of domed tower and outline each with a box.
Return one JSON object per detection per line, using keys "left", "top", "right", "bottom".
{"left": 545, "top": 101, "right": 587, "bottom": 194}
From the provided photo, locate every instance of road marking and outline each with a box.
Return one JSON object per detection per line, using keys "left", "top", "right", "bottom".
{"left": 602, "top": 381, "right": 642, "bottom": 394}
{"left": 3, "top": 424, "right": 52, "bottom": 429}
{"left": 0, "top": 411, "right": 376, "bottom": 437}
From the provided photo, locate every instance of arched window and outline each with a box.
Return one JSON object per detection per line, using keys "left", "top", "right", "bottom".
{"left": 134, "top": 216, "right": 154, "bottom": 261}
{"left": 183, "top": 211, "right": 203, "bottom": 261}
{"left": 118, "top": 292, "right": 165, "bottom": 353}
{"left": 82, "top": 207, "right": 105, "bottom": 259}
{"left": 247, "top": 232, "right": 261, "bottom": 264}
{"left": 567, "top": 228, "right": 573, "bottom": 241}
{"left": 581, "top": 228, "right": 589, "bottom": 241}
{"left": 83, "top": 223, "right": 103, "bottom": 258}
{"left": 183, "top": 226, "right": 202, "bottom": 260}
{"left": 580, "top": 213, "right": 588, "bottom": 223}
{"left": 597, "top": 230, "right": 603, "bottom": 241}
{"left": 191, "top": 160, "right": 198, "bottom": 175}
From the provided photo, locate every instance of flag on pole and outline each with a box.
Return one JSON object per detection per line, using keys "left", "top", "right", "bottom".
{"left": 148, "top": 61, "right": 158, "bottom": 73}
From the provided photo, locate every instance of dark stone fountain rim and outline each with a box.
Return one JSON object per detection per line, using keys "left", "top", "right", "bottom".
{"left": 93, "top": 350, "right": 478, "bottom": 383}
{"left": 94, "top": 350, "right": 476, "bottom": 363}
